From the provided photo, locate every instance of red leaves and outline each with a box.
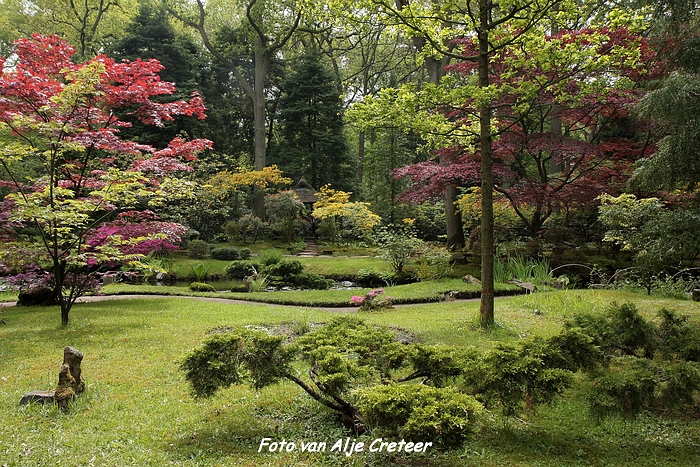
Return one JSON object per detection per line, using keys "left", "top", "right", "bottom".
{"left": 393, "top": 159, "right": 481, "bottom": 203}
{"left": 0, "top": 34, "right": 210, "bottom": 148}
{"left": 12, "top": 34, "right": 77, "bottom": 76}
{"left": 88, "top": 210, "right": 188, "bottom": 256}
{"left": 1, "top": 34, "right": 213, "bottom": 185}
{"left": 396, "top": 26, "right": 659, "bottom": 222}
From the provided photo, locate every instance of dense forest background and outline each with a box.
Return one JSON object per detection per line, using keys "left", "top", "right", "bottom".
{"left": 2, "top": 0, "right": 700, "bottom": 289}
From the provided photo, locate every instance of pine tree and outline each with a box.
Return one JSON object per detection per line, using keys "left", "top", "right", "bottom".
{"left": 271, "top": 50, "right": 356, "bottom": 191}
{"left": 108, "top": 1, "right": 205, "bottom": 148}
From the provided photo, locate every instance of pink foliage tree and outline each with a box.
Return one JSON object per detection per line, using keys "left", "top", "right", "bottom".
{"left": 0, "top": 34, "right": 212, "bottom": 324}
{"left": 394, "top": 27, "right": 662, "bottom": 238}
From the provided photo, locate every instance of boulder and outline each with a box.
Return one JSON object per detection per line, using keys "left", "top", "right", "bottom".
{"left": 19, "top": 390, "right": 55, "bottom": 405}
{"left": 462, "top": 275, "right": 481, "bottom": 284}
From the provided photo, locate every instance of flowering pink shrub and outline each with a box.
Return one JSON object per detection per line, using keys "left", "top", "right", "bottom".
{"left": 349, "top": 289, "right": 394, "bottom": 311}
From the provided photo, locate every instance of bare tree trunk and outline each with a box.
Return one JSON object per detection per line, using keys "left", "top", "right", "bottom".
{"left": 357, "top": 130, "right": 365, "bottom": 194}
{"left": 478, "top": 0, "right": 495, "bottom": 328}
{"left": 252, "top": 40, "right": 269, "bottom": 219}
{"left": 424, "top": 57, "right": 465, "bottom": 249}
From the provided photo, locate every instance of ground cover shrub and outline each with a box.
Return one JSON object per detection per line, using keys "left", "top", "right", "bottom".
{"left": 356, "top": 384, "right": 484, "bottom": 448}
{"left": 181, "top": 315, "right": 602, "bottom": 445}
{"left": 461, "top": 329, "right": 599, "bottom": 415}
{"left": 182, "top": 317, "right": 490, "bottom": 443}
{"left": 211, "top": 247, "right": 240, "bottom": 260}
{"left": 225, "top": 260, "right": 261, "bottom": 279}
{"left": 565, "top": 302, "right": 700, "bottom": 418}
{"left": 263, "top": 259, "right": 304, "bottom": 277}
{"left": 286, "top": 272, "right": 334, "bottom": 290}
{"left": 187, "top": 239, "right": 210, "bottom": 259}
{"left": 189, "top": 282, "right": 216, "bottom": 292}
{"left": 239, "top": 247, "right": 252, "bottom": 259}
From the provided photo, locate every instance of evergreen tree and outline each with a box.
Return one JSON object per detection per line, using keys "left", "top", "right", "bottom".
{"left": 631, "top": 2, "right": 700, "bottom": 192}
{"left": 108, "top": 1, "right": 205, "bottom": 148}
{"left": 271, "top": 50, "right": 355, "bottom": 191}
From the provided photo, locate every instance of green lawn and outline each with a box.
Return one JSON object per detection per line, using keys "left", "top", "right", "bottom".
{"left": 100, "top": 278, "right": 521, "bottom": 307}
{"left": 1, "top": 290, "right": 699, "bottom": 466}
{"left": 162, "top": 253, "right": 392, "bottom": 283}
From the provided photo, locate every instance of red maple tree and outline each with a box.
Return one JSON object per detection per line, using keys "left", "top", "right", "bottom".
{"left": 394, "top": 27, "right": 662, "bottom": 238}
{"left": 0, "top": 34, "right": 212, "bottom": 324}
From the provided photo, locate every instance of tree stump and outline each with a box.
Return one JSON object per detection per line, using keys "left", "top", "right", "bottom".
{"left": 692, "top": 289, "right": 700, "bottom": 302}
{"left": 19, "top": 346, "right": 84, "bottom": 412}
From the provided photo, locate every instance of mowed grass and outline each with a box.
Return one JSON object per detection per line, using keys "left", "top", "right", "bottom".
{"left": 167, "top": 252, "right": 388, "bottom": 281}
{"left": 1, "top": 290, "right": 699, "bottom": 466}
{"left": 101, "top": 278, "right": 521, "bottom": 307}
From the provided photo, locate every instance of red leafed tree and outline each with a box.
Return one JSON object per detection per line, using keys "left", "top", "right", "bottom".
{"left": 0, "top": 34, "right": 212, "bottom": 325}
{"left": 394, "top": 27, "right": 661, "bottom": 239}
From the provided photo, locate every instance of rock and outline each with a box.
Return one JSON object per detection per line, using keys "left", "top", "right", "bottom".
{"left": 55, "top": 364, "right": 76, "bottom": 411}
{"left": 440, "top": 290, "right": 474, "bottom": 301}
{"left": 462, "top": 275, "right": 481, "bottom": 284}
{"left": 508, "top": 280, "right": 538, "bottom": 293}
{"left": 20, "top": 346, "right": 84, "bottom": 412}
{"left": 341, "top": 281, "right": 354, "bottom": 288}
{"left": 63, "top": 346, "right": 85, "bottom": 395}
{"left": 102, "top": 273, "right": 117, "bottom": 285}
{"left": 19, "top": 390, "right": 55, "bottom": 405}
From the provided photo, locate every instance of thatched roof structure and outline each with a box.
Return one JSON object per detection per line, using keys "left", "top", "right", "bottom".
{"left": 293, "top": 178, "right": 318, "bottom": 204}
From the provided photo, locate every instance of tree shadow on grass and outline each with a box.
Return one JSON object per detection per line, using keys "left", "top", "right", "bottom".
{"left": 467, "top": 414, "right": 700, "bottom": 467}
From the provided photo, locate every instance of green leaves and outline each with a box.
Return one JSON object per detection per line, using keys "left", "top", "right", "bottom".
{"left": 356, "top": 384, "right": 484, "bottom": 448}
{"left": 180, "top": 329, "right": 292, "bottom": 397}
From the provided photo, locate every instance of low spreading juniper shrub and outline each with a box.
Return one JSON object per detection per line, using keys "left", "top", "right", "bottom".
{"left": 286, "top": 272, "right": 334, "bottom": 290}
{"left": 263, "top": 259, "right": 304, "bottom": 277}
{"left": 188, "top": 282, "right": 216, "bottom": 292}
{"left": 355, "top": 383, "right": 484, "bottom": 449}
{"left": 566, "top": 302, "right": 700, "bottom": 418}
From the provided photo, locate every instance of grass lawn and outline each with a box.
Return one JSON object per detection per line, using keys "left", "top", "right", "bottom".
{"left": 1, "top": 290, "right": 699, "bottom": 466}
{"left": 164, "top": 253, "right": 390, "bottom": 283}
{"left": 99, "top": 278, "right": 522, "bottom": 307}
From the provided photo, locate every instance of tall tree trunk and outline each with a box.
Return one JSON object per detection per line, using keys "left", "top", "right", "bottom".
{"left": 478, "top": 0, "right": 495, "bottom": 328}
{"left": 424, "top": 57, "right": 465, "bottom": 249}
{"left": 252, "top": 41, "right": 269, "bottom": 219}
{"left": 357, "top": 130, "right": 365, "bottom": 195}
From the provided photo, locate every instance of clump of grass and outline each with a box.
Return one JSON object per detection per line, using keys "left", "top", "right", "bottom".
{"left": 493, "top": 253, "right": 553, "bottom": 286}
